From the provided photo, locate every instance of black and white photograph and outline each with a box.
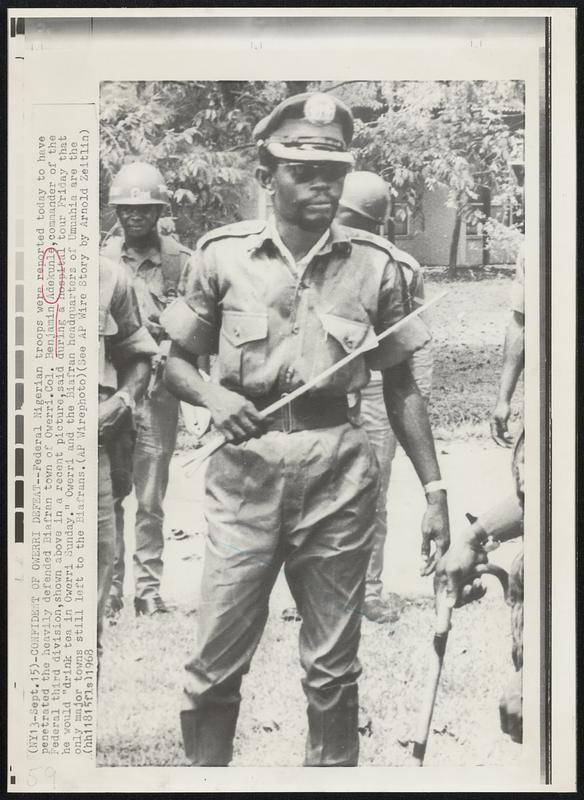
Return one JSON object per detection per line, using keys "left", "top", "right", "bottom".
{"left": 7, "top": 9, "right": 576, "bottom": 793}
{"left": 96, "top": 77, "right": 527, "bottom": 768}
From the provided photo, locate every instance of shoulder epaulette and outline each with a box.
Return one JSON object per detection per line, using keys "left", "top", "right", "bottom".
{"left": 385, "top": 241, "right": 421, "bottom": 275}
{"left": 347, "top": 228, "right": 396, "bottom": 258}
{"left": 198, "top": 220, "right": 265, "bottom": 249}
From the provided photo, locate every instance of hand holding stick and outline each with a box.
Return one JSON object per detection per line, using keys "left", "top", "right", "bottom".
{"left": 411, "top": 562, "right": 509, "bottom": 765}
{"left": 181, "top": 291, "right": 448, "bottom": 475}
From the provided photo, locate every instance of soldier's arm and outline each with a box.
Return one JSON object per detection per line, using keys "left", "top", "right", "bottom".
{"left": 491, "top": 310, "right": 525, "bottom": 447}
{"left": 165, "top": 342, "right": 265, "bottom": 443}
{"left": 102, "top": 264, "right": 158, "bottom": 431}
{"left": 382, "top": 362, "right": 449, "bottom": 574}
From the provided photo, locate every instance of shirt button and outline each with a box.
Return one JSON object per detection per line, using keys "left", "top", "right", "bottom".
{"left": 344, "top": 337, "right": 354, "bottom": 349}
{"left": 234, "top": 328, "right": 240, "bottom": 338}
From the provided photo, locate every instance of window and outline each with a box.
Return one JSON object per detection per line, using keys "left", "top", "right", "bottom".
{"left": 392, "top": 202, "right": 412, "bottom": 237}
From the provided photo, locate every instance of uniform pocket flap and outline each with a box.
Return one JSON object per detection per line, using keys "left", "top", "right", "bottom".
{"left": 319, "top": 313, "right": 377, "bottom": 354}
{"left": 221, "top": 311, "right": 268, "bottom": 347}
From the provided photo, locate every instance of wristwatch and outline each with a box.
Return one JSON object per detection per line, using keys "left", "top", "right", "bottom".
{"left": 423, "top": 479, "right": 446, "bottom": 495}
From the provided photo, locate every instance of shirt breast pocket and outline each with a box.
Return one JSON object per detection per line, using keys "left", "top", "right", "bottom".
{"left": 315, "top": 313, "right": 377, "bottom": 392}
{"left": 219, "top": 311, "right": 269, "bottom": 392}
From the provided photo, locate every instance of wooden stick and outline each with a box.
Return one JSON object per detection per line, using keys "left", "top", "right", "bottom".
{"left": 411, "top": 597, "right": 453, "bottom": 766}
{"left": 411, "top": 562, "right": 510, "bottom": 765}
{"left": 181, "top": 291, "right": 447, "bottom": 472}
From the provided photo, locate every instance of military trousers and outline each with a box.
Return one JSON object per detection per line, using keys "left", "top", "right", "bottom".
{"left": 110, "top": 386, "right": 179, "bottom": 601}
{"left": 358, "top": 379, "right": 397, "bottom": 601}
{"left": 97, "top": 445, "right": 115, "bottom": 664}
{"left": 180, "top": 422, "right": 378, "bottom": 767}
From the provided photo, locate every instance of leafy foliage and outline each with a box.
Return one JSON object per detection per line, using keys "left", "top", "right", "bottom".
{"left": 100, "top": 80, "right": 524, "bottom": 261}
{"left": 100, "top": 81, "right": 290, "bottom": 246}
{"left": 342, "top": 80, "right": 525, "bottom": 265}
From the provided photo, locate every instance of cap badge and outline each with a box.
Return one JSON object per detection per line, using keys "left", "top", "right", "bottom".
{"left": 304, "top": 94, "right": 336, "bottom": 126}
{"left": 130, "top": 187, "right": 151, "bottom": 200}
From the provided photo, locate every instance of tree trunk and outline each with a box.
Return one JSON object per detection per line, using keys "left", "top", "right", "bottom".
{"left": 448, "top": 215, "right": 462, "bottom": 277}
{"left": 481, "top": 186, "right": 491, "bottom": 266}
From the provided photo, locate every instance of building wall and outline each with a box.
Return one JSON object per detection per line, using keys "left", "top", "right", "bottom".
{"left": 250, "top": 181, "right": 517, "bottom": 267}
{"left": 394, "top": 186, "right": 460, "bottom": 267}
{"left": 394, "top": 185, "right": 517, "bottom": 267}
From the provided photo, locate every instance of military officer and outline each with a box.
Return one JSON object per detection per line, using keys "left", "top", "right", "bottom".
{"left": 98, "top": 256, "right": 158, "bottom": 664}
{"left": 336, "top": 171, "right": 434, "bottom": 622}
{"left": 102, "top": 162, "right": 193, "bottom": 617}
{"left": 162, "top": 92, "right": 450, "bottom": 766}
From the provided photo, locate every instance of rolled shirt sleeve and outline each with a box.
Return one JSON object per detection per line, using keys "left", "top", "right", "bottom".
{"left": 406, "top": 265, "right": 433, "bottom": 399}
{"left": 107, "top": 265, "right": 158, "bottom": 370}
{"left": 367, "top": 258, "right": 431, "bottom": 370}
{"left": 160, "top": 248, "right": 219, "bottom": 355}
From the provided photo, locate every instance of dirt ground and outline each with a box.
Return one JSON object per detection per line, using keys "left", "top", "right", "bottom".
{"left": 98, "top": 428, "right": 522, "bottom": 768}
{"left": 97, "top": 273, "right": 524, "bottom": 768}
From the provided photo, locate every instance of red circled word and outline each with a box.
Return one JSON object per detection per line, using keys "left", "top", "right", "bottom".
{"left": 41, "top": 246, "right": 65, "bottom": 357}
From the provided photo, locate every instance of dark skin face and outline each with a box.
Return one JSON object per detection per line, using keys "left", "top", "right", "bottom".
{"left": 116, "top": 204, "right": 161, "bottom": 246}
{"left": 257, "top": 162, "right": 346, "bottom": 233}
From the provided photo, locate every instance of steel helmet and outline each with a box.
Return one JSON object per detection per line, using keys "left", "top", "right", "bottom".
{"left": 338, "top": 171, "right": 390, "bottom": 224}
{"left": 108, "top": 162, "right": 170, "bottom": 206}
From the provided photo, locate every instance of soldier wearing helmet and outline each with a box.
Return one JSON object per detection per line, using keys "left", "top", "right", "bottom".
{"left": 102, "top": 162, "right": 194, "bottom": 618}
{"left": 162, "top": 93, "right": 449, "bottom": 766}
{"left": 336, "top": 172, "right": 434, "bottom": 623}
{"left": 97, "top": 256, "right": 158, "bottom": 668}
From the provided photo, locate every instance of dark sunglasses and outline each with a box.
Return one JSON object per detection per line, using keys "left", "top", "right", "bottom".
{"left": 278, "top": 161, "right": 351, "bottom": 184}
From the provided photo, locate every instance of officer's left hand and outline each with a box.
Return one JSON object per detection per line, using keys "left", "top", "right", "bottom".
{"left": 420, "top": 491, "right": 450, "bottom": 576}
{"left": 98, "top": 394, "right": 130, "bottom": 442}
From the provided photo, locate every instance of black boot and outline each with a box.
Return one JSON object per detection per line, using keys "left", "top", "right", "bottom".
{"left": 180, "top": 704, "right": 240, "bottom": 766}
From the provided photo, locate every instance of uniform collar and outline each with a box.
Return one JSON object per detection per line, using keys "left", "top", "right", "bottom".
{"left": 121, "top": 238, "right": 162, "bottom": 269}
{"left": 247, "top": 218, "right": 352, "bottom": 259}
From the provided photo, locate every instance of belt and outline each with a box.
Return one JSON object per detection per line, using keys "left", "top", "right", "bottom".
{"left": 253, "top": 393, "right": 348, "bottom": 434}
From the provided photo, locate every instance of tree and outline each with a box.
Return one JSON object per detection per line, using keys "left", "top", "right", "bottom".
{"left": 100, "top": 81, "right": 289, "bottom": 246}
{"left": 334, "top": 79, "right": 525, "bottom": 272}
{"left": 100, "top": 79, "right": 524, "bottom": 267}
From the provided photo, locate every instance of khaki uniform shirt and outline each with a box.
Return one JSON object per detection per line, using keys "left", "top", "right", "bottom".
{"left": 101, "top": 234, "right": 192, "bottom": 344}
{"left": 369, "top": 239, "right": 433, "bottom": 400}
{"left": 99, "top": 256, "right": 158, "bottom": 394}
{"left": 161, "top": 220, "right": 430, "bottom": 399}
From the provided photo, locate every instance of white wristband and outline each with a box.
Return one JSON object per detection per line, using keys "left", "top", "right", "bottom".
{"left": 423, "top": 479, "right": 446, "bottom": 495}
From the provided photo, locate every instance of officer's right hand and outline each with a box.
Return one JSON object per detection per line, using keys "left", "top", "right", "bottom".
{"left": 205, "top": 385, "right": 266, "bottom": 444}
{"left": 490, "top": 399, "right": 513, "bottom": 447}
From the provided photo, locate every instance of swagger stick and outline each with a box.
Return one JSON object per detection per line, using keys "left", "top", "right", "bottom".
{"left": 411, "top": 562, "right": 510, "bottom": 766}
{"left": 181, "top": 291, "right": 448, "bottom": 474}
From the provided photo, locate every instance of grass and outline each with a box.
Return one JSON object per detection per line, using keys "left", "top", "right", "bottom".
{"left": 424, "top": 272, "right": 523, "bottom": 439}
{"left": 98, "top": 270, "right": 524, "bottom": 767}
{"left": 98, "top": 594, "right": 519, "bottom": 767}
